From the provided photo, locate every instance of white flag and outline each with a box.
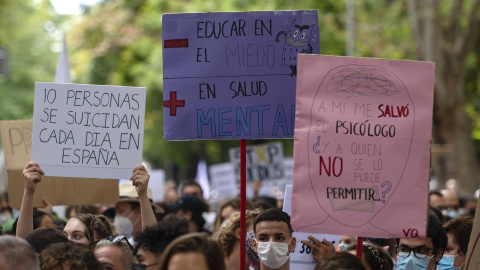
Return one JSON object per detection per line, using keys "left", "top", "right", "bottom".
{"left": 54, "top": 34, "right": 71, "bottom": 83}
{"left": 195, "top": 159, "right": 210, "bottom": 200}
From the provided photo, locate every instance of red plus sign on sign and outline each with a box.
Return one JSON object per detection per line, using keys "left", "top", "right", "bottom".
{"left": 163, "top": 91, "right": 185, "bottom": 116}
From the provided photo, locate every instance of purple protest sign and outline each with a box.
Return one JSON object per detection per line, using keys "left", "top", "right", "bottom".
{"left": 162, "top": 10, "right": 319, "bottom": 140}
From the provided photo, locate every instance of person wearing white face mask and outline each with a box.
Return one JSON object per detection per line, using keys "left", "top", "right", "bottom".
{"left": 252, "top": 208, "right": 296, "bottom": 270}
{"left": 115, "top": 175, "right": 164, "bottom": 237}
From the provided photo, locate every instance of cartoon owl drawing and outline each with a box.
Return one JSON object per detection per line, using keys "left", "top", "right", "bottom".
{"left": 276, "top": 19, "right": 314, "bottom": 76}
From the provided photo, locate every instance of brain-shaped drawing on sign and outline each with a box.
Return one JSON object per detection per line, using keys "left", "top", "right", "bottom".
{"left": 299, "top": 63, "right": 417, "bottom": 234}
{"left": 292, "top": 55, "right": 435, "bottom": 238}
{"left": 326, "top": 67, "right": 402, "bottom": 97}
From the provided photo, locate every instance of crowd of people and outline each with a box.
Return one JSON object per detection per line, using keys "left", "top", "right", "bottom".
{"left": 0, "top": 161, "right": 476, "bottom": 270}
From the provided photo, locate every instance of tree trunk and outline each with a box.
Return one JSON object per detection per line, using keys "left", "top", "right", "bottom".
{"left": 408, "top": 0, "right": 480, "bottom": 195}
{"left": 432, "top": 70, "right": 480, "bottom": 195}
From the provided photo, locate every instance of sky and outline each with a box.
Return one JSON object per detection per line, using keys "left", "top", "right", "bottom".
{"left": 50, "top": 0, "right": 100, "bottom": 14}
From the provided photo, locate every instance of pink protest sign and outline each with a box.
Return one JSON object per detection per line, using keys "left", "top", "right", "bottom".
{"left": 292, "top": 54, "right": 434, "bottom": 238}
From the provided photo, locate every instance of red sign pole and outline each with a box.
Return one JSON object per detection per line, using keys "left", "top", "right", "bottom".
{"left": 240, "top": 139, "right": 247, "bottom": 270}
{"left": 356, "top": 237, "right": 363, "bottom": 258}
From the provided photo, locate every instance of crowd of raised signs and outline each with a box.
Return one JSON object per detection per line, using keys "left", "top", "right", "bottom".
{"left": 0, "top": 162, "right": 476, "bottom": 270}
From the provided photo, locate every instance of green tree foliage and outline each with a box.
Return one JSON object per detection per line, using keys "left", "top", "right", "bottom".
{"left": 2, "top": 0, "right": 478, "bottom": 188}
{"left": 0, "top": 0, "right": 65, "bottom": 120}
{"left": 68, "top": 0, "right": 347, "bottom": 179}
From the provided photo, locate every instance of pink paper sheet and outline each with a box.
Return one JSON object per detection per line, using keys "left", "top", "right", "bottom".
{"left": 292, "top": 55, "right": 434, "bottom": 238}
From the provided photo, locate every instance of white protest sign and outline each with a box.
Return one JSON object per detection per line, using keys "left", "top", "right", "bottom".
{"left": 276, "top": 157, "right": 294, "bottom": 197}
{"left": 229, "top": 142, "right": 285, "bottom": 183}
{"left": 208, "top": 162, "right": 277, "bottom": 200}
{"left": 209, "top": 162, "right": 238, "bottom": 199}
{"left": 283, "top": 157, "right": 294, "bottom": 183}
{"left": 119, "top": 169, "right": 165, "bottom": 202}
{"left": 32, "top": 83, "right": 146, "bottom": 179}
{"left": 283, "top": 184, "right": 340, "bottom": 269}
{"left": 149, "top": 169, "right": 165, "bottom": 203}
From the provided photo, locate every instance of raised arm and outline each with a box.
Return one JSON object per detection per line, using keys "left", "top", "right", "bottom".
{"left": 16, "top": 162, "right": 44, "bottom": 238}
{"left": 130, "top": 165, "right": 156, "bottom": 228}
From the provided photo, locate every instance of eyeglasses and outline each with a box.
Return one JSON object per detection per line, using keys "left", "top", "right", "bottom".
{"left": 396, "top": 245, "right": 434, "bottom": 259}
{"left": 105, "top": 235, "right": 135, "bottom": 253}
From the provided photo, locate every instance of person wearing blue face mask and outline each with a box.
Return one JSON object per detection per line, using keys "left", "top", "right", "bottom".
{"left": 438, "top": 216, "right": 473, "bottom": 270}
{"left": 396, "top": 212, "right": 447, "bottom": 270}
{"left": 440, "top": 189, "right": 462, "bottom": 219}
{"left": 338, "top": 235, "right": 357, "bottom": 252}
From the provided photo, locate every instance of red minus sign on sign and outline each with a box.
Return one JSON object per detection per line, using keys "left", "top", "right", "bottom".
{"left": 164, "top": 39, "right": 189, "bottom": 48}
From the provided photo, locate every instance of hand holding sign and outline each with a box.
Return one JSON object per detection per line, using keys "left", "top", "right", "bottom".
{"left": 128, "top": 164, "right": 158, "bottom": 229}
{"left": 301, "top": 236, "right": 336, "bottom": 261}
{"left": 18, "top": 161, "right": 45, "bottom": 238}
{"left": 130, "top": 165, "right": 150, "bottom": 197}
{"left": 22, "top": 162, "right": 44, "bottom": 194}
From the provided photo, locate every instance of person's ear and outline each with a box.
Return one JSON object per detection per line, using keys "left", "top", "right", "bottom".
{"left": 234, "top": 228, "right": 241, "bottom": 240}
{"left": 289, "top": 237, "right": 296, "bottom": 253}
{"left": 434, "top": 248, "right": 444, "bottom": 262}
{"left": 252, "top": 237, "right": 258, "bottom": 252}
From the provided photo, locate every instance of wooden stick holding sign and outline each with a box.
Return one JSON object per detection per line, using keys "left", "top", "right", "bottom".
{"left": 240, "top": 139, "right": 246, "bottom": 270}
{"left": 356, "top": 237, "right": 363, "bottom": 257}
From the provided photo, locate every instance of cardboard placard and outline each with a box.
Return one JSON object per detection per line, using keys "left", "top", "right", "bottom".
{"left": 292, "top": 55, "right": 434, "bottom": 238}
{"left": 0, "top": 120, "right": 118, "bottom": 208}
{"left": 32, "top": 82, "right": 146, "bottom": 179}
{"left": 162, "top": 10, "right": 319, "bottom": 140}
{"left": 229, "top": 142, "right": 285, "bottom": 183}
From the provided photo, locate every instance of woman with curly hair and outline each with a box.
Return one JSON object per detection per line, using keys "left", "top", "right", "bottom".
{"left": 63, "top": 213, "right": 114, "bottom": 249}
{"left": 40, "top": 241, "right": 104, "bottom": 270}
{"left": 213, "top": 209, "right": 261, "bottom": 270}
{"left": 134, "top": 214, "right": 189, "bottom": 269}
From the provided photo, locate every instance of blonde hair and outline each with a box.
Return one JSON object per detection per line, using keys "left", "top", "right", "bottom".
{"left": 213, "top": 209, "right": 261, "bottom": 257}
